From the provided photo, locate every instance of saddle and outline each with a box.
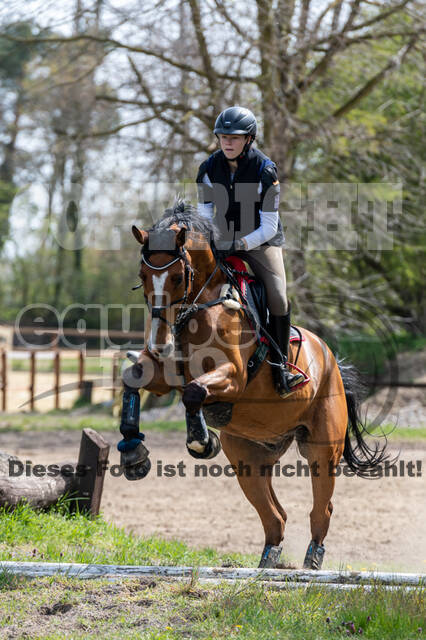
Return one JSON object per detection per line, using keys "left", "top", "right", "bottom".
{"left": 223, "top": 256, "right": 303, "bottom": 343}
{"left": 222, "top": 256, "right": 306, "bottom": 382}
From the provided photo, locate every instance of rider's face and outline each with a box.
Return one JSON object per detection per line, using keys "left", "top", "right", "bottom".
{"left": 218, "top": 134, "right": 249, "bottom": 159}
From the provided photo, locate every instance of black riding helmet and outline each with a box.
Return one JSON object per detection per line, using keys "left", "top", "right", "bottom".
{"left": 213, "top": 106, "right": 257, "bottom": 159}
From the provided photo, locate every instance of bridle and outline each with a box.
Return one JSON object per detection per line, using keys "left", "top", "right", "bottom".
{"left": 134, "top": 238, "right": 222, "bottom": 338}
{"left": 135, "top": 245, "right": 194, "bottom": 330}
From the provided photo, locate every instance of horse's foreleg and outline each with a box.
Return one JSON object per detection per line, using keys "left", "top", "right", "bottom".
{"left": 182, "top": 362, "right": 239, "bottom": 457}
{"left": 182, "top": 361, "right": 239, "bottom": 413}
{"left": 118, "top": 353, "right": 171, "bottom": 480}
{"left": 221, "top": 432, "right": 288, "bottom": 568}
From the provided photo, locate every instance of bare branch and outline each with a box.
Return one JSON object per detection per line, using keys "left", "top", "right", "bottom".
{"left": 213, "top": 0, "right": 256, "bottom": 44}
{"left": 54, "top": 116, "right": 157, "bottom": 139}
{"left": 330, "top": 37, "right": 418, "bottom": 119}
{"left": 188, "top": 0, "right": 218, "bottom": 102}
{"left": 310, "top": 1, "right": 341, "bottom": 35}
{"left": 297, "top": 0, "right": 311, "bottom": 39}
{"left": 348, "top": 0, "right": 412, "bottom": 32}
{"left": 127, "top": 56, "right": 207, "bottom": 153}
{"left": 295, "top": 14, "right": 423, "bottom": 93}
{"left": 0, "top": 32, "right": 259, "bottom": 84}
{"left": 95, "top": 94, "right": 213, "bottom": 128}
{"left": 339, "top": 27, "right": 426, "bottom": 45}
{"left": 331, "top": 0, "right": 343, "bottom": 31}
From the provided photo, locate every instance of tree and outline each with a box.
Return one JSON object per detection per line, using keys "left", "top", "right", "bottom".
{"left": 0, "top": 21, "right": 37, "bottom": 250}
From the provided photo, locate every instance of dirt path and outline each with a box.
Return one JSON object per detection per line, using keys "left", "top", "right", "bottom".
{"left": 1, "top": 430, "right": 424, "bottom": 573}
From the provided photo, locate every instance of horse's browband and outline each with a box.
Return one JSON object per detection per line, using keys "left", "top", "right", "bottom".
{"left": 141, "top": 252, "right": 182, "bottom": 270}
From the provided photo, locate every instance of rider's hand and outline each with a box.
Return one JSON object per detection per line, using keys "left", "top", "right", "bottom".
{"left": 215, "top": 238, "right": 247, "bottom": 261}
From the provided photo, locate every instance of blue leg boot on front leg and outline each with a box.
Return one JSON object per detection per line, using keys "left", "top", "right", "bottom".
{"left": 117, "top": 383, "right": 151, "bottom": 480}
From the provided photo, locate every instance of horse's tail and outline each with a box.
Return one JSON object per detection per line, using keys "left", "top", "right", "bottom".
{"left": 338, "top": 359, "right": 390, "bottom": 477}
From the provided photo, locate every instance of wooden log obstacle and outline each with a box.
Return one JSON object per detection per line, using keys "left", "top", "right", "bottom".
{"left": 0, "top": 428, "right": 110, "bottom": 516}
{"left": 0, "top": 563, "right": 423, "bottom": 591}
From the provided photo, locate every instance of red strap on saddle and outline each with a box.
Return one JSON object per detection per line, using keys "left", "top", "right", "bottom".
{"left": 224, "top": 256, "right": 270, "bottom": 343}
{"left": 224, "top": 256, "right": 253, "bottom": 298}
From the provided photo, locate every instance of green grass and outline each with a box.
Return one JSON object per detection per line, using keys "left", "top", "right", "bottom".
{"left": 0, "top": 503, "right": 424, "bottom": 639}
{"left": 0, "top": 501, "right": 255, "bottom": 568}
{"left": 0, "top": 574, "right": 424, "bottom": 639}
{"left": 369, "top": 424, "right": 426, "bottom": 440}
{"left": 330, "top": 332, "right": 426, "bottom": 380}
{"left": 0, "top": 411, "right": 185, "bottom": 433}
{"left": 1, "top": 411, "right": 424, "bottom": 437}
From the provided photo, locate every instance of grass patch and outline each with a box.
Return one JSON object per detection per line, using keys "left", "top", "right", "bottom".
{"left": 1, "top": 412, "right": 423, "bottom": 438}
{"left": 0, "top": 411, "right": 185, "bottom": 433}
{"left": 0, "top": 503, "right": 423, "bottom": 638}
{"left": 0, "top": 502, "right": 254, "bottom": 568}
{"left": 368, "top": 424, "right": 426, "bottom": 441}
{"left": 330, "top": 332, "right": 426, "bottom": 380}
{"left": 0, "top": 572, "right": 423, "bottom": 639}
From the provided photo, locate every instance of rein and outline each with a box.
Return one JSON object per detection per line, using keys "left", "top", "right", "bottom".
{"left": 134, "top": 235, "right": 298, "bottom": 384}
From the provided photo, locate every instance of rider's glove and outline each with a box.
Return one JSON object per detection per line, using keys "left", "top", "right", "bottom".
{"left": 215, "top": 238, "right": 247, "bottom": 261}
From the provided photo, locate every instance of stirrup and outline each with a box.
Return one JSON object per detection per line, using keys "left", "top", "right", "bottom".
{"left": 273, "top": 362, "right": 304, "bottom": 399}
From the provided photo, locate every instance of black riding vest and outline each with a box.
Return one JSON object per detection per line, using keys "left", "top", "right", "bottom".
{"left": 196, "top": 148, "right": 284, "bottom": 247}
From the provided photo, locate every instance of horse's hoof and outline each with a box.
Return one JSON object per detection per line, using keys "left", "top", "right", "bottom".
{"left": 303, "top": 539, "right": 325, "bottom": 570}
{"left": 123, "top": 457, "right": 151, "bottom": 481}
{"left": 258, "top": 544, "right": 282, "bottom": 568}
{"left": 186, "top": 429, "right": 221, "bottom": 459}
{"left": 120, "top": 442, "right": 151, "bottom": 481}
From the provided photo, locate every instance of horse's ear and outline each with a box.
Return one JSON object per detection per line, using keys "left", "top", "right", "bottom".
{"left": 176, "top": 228, "right": 186, "bottom": 248}
{"left": 132, "top": 225, "right": 148, "bottom": 245}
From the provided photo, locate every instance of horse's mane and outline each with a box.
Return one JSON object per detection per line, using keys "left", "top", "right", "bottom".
{"left": 149, "top": 197, "right": 219, "bottom": 242}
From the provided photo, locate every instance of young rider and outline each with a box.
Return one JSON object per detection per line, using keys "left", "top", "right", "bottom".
{"left": 196, "top": 105, "right": 304, "bottom": 397}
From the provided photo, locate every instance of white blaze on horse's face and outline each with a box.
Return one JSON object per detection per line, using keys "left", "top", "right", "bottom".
{"left": 148, "top": 270, "right": 175, "bottom": 360}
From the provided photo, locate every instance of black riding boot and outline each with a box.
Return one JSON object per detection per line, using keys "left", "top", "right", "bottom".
{"left": 269, "top": 306, "right": 305, "bottom": 398}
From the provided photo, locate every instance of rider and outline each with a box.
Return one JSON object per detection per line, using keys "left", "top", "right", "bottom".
{"left": 196, "top": 105, "right": 304, "bottom": 397}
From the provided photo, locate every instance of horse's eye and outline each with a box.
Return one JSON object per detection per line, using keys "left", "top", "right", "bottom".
{"left": 172, "top": 274, "right": 183, "bottom": 286}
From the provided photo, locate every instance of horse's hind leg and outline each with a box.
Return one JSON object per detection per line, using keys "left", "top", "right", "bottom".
{"left": 220, "top": 431, "right": 292, "bottom": 568}
{"left": 300, "top": 437, "right": 343, "bottom": 570}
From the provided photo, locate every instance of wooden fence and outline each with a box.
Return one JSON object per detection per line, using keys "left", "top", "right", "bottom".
{"left": 0, "top": 348, "right": 123, "bottom": 413}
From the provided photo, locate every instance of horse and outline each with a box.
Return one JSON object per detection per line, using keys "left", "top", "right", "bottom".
{"left": 118, "top": 200, "right": 387, "bottom": 570}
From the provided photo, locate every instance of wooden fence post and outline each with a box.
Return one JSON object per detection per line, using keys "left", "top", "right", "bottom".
{"left": 78, "top": 350, "right": 84, "bottom": 391}
{"left": 73, "top": 428, "right": 110, "bottom": 517}
{"left": 1, "top": 350, "right": 6, "bottom": 412}
{"left": 112, "top": 353, "right": 119, "bottom": 401}
{"left": 29, "top": 351, "right": 36, "bottom": 411}
{"left": 54, "top": 350, "right": 60, "bottom": 410}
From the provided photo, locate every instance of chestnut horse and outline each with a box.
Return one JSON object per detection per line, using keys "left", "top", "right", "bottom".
{"left": 120, "top": 201, "right": 387, "bottom": 570}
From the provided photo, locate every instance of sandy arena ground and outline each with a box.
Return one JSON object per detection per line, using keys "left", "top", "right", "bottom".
{"left": 1, "top": 429, "right": 425, "bottom": 573}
